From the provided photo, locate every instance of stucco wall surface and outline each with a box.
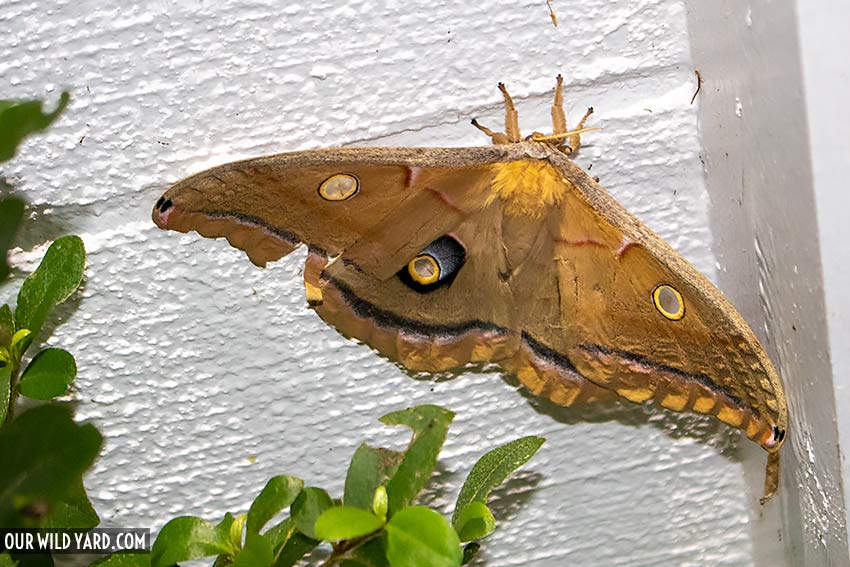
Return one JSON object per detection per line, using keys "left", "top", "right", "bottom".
{"left": 686, "top": 2, "right": 849, "bottom": 565}
{"left": 1, "top": 0, "right": 781, "bottom": 565}
{"left": 796, "top": 0, "right": 850, "bottom": 551}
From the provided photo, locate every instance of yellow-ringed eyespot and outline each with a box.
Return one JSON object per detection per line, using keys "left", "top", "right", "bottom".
{"left": 652, "top": 284, "right": 685, "bottom": 320}
{"left": 318, "top": 173, "right": 359, "bottom": 201}
{"left": 408, "top": 255, "right": 440, "bottom": 285}
{"left": 398, "top": 235, "right": 466, "bottom": 292}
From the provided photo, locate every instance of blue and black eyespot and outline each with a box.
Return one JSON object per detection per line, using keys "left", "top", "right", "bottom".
{"left": 398, "top": 235, "right": 466, "bottom": 292}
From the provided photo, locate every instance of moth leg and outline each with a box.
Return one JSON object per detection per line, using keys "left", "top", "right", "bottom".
{"left": 498, "top": 82, "right": 522, "bottom": 143}
{"left": 567, "top": 106, "right": 594, "bottom": 154}
{"left": 304, "top": 246, "right": 326, "bottom": 307}
{"left": 529, "top": 125, "right": 599, "bottom": 147}
{"left": 551, "top": 74, "right": 567, "bottom": 137}
{"left": 761, "top": 452, "right": 780, "bottom": 504}
{"left": 471, "top": 118, "right": 511, "bottom": 145}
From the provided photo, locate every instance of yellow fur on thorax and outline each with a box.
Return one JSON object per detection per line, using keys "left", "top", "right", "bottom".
{"left": 488, "top": 161, "right": 566, "bottom": 217}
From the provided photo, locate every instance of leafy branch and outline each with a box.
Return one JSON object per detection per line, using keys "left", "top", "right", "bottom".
{"left": 1, "top": 92, "right": 70, "bottom": 280}
{"left": 93, "top": 405, "right": 545, "bottom": 567}
{"left": 0, "top": 93, "right": 102, "bottom": 551}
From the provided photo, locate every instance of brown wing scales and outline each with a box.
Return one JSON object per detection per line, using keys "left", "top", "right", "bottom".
{"left": 317, "top": 195, "right": 519, "bottom": 372}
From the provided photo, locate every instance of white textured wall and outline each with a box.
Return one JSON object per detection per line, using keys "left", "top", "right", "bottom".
{"left": 1, "top": 0, "right": 784, "bottom": 565}
{"left": 685, "top": 2, "right": 849, "bottom": 565}
{"left": 797, "top": 0, "right": 850, "bottom": 549}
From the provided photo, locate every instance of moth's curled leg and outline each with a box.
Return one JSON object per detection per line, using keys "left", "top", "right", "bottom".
{"left": 530, "top": 125, "right": 599, "bottom": 148}
{"left": 760, "top": 452, "right": 780, "bottom": 504}
{"left": 471, "top": 118, "right": 511, "bottom": 145}
{"left": 568, "top": 106, "right": 594, "bottom": 154}
{"left": 498, "top": 82, "right": 522, "bottom": 143}
{"left": 551, "top": 74, "right": 567, "bottom": 138}
{"left": 304, "top": 246, "right": 327, "bottom": 307}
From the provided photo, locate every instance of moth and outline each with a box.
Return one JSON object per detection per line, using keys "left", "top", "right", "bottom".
{"left": 153, "top": 76, "right": 787, "bottom": 502}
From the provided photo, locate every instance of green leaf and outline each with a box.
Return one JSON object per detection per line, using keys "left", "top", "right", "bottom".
{"left": 263, "top": 516, "right": 296, "bottom": 547}
{"left": 461, "top": 542, "right": 480, "bottom": 565}
{"left": 18, "top": 348, "right": 76, "bottom": 400}
{"left": 0, "top": 365, "right": 10, "bottom": 428}
{"left": 9, "top": 329, "right": 32, "bottom": 363}
{"left": 0, "top": 304, "right": 13, "bottom": 347}
{"left": 40, "top": 477, "right": 99, "bottom": 529}
{"left": 372, "top": 486, "right": 388, "bottom": 521}
{"left": 90, "top": 555, "right": 150, "bottom": 567}
{"left": 342, "top": 539, "right": 389, "bottom": 567}
{"left": 344, "top": 444, "right": 402, "bottom": 510}
{"left": 453, "top": 502, "right": 495, "bottom": 542}
{"left": 314, "top": 506, "right": 385, "bottom": 541}
{"left": 0, "top": 554, "right": 17, "bottom": 567}
{"left": 150, "top": 516, "right": 232, "bottom": 567}
{"left": 3, "top": 554, "right": 52, "bottom": 567}
{"left": 0, "top": 92, "right": 70, "bottom": 163}
{"left": 290, "top": 487, "right": 333, "bottom": 540}
{"left": 382, "top": 405, "right": 454, "bottom": 516}
{"left": 15, "top": 235, "right": 85, "bottom": 341}
{"left": 263, "top": 517, "right": 318, "bottom": 567}
{"left": 0, "top": 198, "right": 24, "bottom": 282}
{"left": 247, "top": 475, "right": 304, "bottom": 536}
{"left": 232, "top": 532, "right": 273, "bottom": 567}
{"left": 226, "top": 513, "right": 247, "bottom": 551}
{"left": 452, "top": 435, "right": 545, "bottom": 529}
{"left": 0, "top": 404, "right": 102, "bottom": 528}
{"left": 384, "top": 507, "right": 462, "bottom": 567}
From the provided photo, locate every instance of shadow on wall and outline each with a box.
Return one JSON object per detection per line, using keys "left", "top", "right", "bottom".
{"left": 399, "top": 358, "right": 742, "bottom": 463}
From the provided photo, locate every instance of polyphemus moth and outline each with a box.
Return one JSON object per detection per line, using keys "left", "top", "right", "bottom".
{"left": 153, "top": 76, "right": 787, "bottom": 502}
